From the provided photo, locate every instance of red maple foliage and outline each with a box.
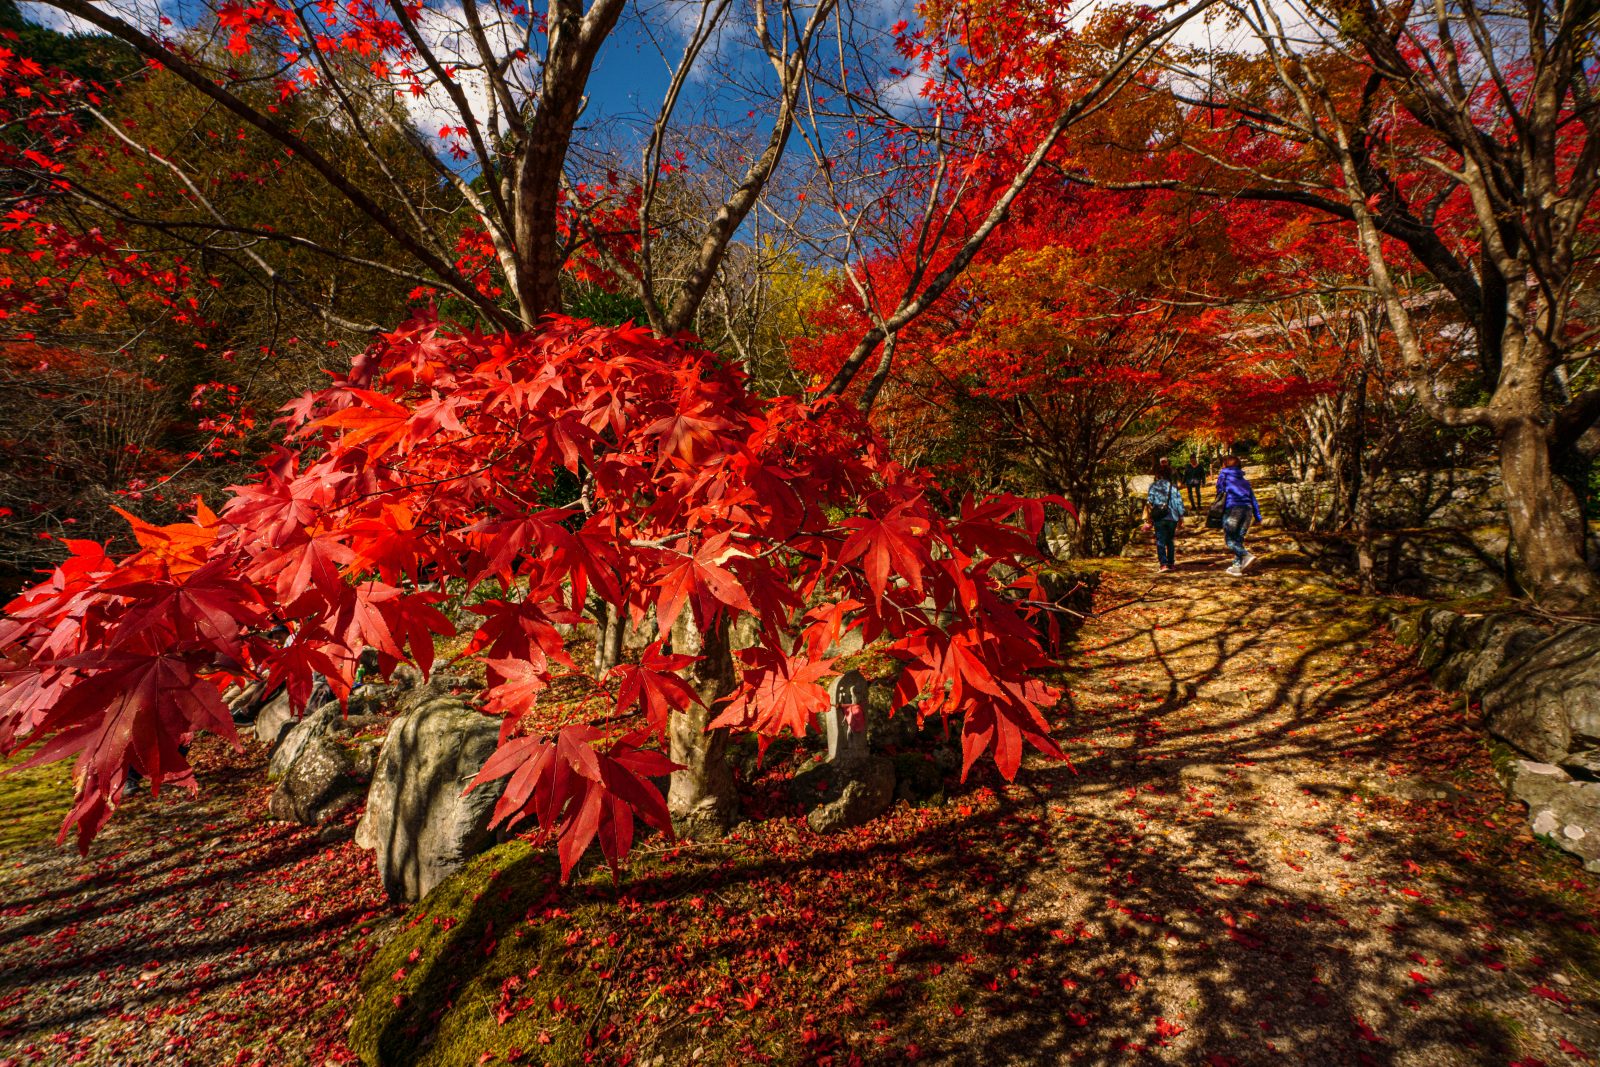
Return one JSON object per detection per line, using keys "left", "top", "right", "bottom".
{"left": 0, "top": 314, "right": 1073, "bottom": 875}
{"left": 792, "top": 181, "right": 1329, "bottom": 511}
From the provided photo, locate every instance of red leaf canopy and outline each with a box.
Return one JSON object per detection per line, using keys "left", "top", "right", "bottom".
{"left": 1, "top": 314, "right": 1072, "bottom": 875}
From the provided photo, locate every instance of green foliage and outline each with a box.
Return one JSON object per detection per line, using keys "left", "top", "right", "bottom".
{"left": 0, "top": 0, "right": 136, "bottom": 83}
{"left": 566, "top": 286, "right": 648, "bottom": 328}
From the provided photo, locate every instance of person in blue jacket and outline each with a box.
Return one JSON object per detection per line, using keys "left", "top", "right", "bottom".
{"left": 1214, "top": 455, "right": 1261, "bottom": 575}
{"left": 1142, "top": 457, "right": 1185, "bottom": 572}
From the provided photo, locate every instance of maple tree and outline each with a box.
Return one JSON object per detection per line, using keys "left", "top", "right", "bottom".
{"left": 793, "top": 181, "right": 1320, "bottom": 550}
{"left": 781, "top": 0, "right": 1215, "bottom": 405}
{"left": 0, "top": 314, "right": 1074, "bottom": 873}
{"left": 1073, "top": 0, "right": 1600, "bottom": 609}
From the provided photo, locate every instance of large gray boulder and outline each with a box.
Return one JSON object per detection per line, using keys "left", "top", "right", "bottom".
{"left": 268, "top": 734, "right": 368, "bottom": 824}
{"left": 267, "top": 702, "right": 341, "bottom": 780}
{"left": 1462, "top": 617, "right": 1547, "bottom": 695}
{"left": 1501, "top": 759, "right": 1600, "bottom": 872}
{"left": 266, "top": 701, "right": 388, "bottom": 824}
{"left": 1417, "top": 610, "right": 1480, "bottom": 691}
{"left": 1399, "top": 608, "right": 1549, "bottom": 698}
{"left": 1483, "top": 625, "right": 1600, "bottom": 771}
{"left": 254, "top": 689, "right": 296, "bottom": 749}
{"left": 354, "top": 694, "right": 506, "bottom": 902}
{"left": 1420, "top": 607, "right": 1465, "bottom": 684}
{"left": 266, "top": 699, "right": 388, "bottom": 778}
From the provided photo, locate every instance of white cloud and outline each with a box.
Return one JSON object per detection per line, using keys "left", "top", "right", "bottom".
{"left": 19, "top": 0, "right": 172, "bottom": 37}
{"left": 874, "top": 67, "right": 932, "bottom": 116}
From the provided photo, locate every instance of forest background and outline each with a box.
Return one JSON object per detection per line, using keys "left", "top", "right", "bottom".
{"left": 0, "top": 0, "right": 1596, "bottom": 859}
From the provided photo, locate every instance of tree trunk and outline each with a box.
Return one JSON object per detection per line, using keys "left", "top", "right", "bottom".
{"left": 511, "top": 0, "right": 627, "bottom": 323}
{"left": 1355, "top": 440, "right": 1377, "bottom": 594}
{"left": 1334, "top": 369, "right": 1368, "bottom": 531}
{"left": 666, "top": 612, "right": 738, "bottom": 839}
{"left": 1498, "top": 416, "right": 1599, "bottom": 611}
{"left": 592, "top": 601, "right": 624, "bottom": 677}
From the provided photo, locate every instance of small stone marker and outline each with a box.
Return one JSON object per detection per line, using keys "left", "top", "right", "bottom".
{"left": 824, "top": 670, "right": 870, "bottom": 767}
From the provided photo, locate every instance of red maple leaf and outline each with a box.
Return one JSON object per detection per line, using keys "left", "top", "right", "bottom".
{"left": 609, "top": 641, "right": 701, "bottom": 731}
{"left": 653, "top": 534, "right": 755, "bottom": 633}
{"left": 839, "top": 509, "right": 930, "bottom": 603}
{"left": 714, "top": 648, "right": 835, "bottom": 737}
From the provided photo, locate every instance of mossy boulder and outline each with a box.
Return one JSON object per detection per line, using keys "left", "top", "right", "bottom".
{"left": 350, "top": 796, "right": 1008, "bottom": 1066}
{"left": 351, "top": 840, "right": 598, "bottom": 1066}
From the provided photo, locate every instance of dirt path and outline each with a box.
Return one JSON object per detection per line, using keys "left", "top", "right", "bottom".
{"left": 977, "top": 528, "right": 1600, "bottom": 1065}
{"left": 2, "top": 528, "right": 1599, "bottom": 1066}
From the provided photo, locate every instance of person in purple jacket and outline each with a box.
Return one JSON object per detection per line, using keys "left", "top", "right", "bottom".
{"left": 1214, "top": 455, "right": 1261, "bottom": 576}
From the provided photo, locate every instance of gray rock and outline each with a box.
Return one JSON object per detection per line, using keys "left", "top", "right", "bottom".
{"left": 254, "top": 689, "right": 296, "bottom": 750}
{"left": 268, "top": 734, "right": 364, "bottom": 824}
{"left": 351, "top": 738, "right": 383, "bottom": 780}
{"left": 1483, "top": 625, "right": 1600, "bottom": 765}
{"left": 1462, "top": 618, "right": 1547, "bottom": 695}
{"left": 353, "top": 696, "right": 506, "bottom": 902}
{"left": 800, "top": 754, "right": 896, "bottom": 834}
{"left": 1404, "top": 607, "right": 1494, "bottom": 692}
{"left": 267, "top": 702, "right": 344, "bottom": 781}
{"left": 824, "top": 625, "right": 866, "bottom": 659}
{"left": 1415, "top": 609, "right": 1466, "bottom": 676}
{"left": 389, "top": 663, "right": 425, "bottom": 691}
{"left": 1390, "top": 610, "right": 1422, "bottom": 648}
{"left": 1501, "top": 759, "right": 1600, "bottom": 872}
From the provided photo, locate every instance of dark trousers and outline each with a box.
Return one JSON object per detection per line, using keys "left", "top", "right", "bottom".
{"left": 1185, "top": 483, "right": 1202, "bottom": 508}
{"left": 1153, "top": 520, "right": 1178, "bottom": 568}
{"left": 1223, "top": 507, "right": 1253, "bottom": 564}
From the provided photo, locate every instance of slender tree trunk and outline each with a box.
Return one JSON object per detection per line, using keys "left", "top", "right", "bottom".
{"left": 511, "top": 0, "right": 628, "bottom": 322}
{"left": 1498, "top": 416, "right": 1599, "bottom": 611}
{"left": 593, "top": 601, "right": 624, "bottom": 676}
{"left": 1356, "top": 443, "right": 1377, "bottom": 594}
{"left": 1340, "top": 368, "right": 1369, "bottom": 532}
{"left": 666, "top": 612, "right": 738, "bottom": 839}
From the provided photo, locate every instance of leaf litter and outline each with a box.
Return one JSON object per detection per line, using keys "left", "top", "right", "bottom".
{"left": 2, "top": 534, "right": 1598, "bottom": 1065}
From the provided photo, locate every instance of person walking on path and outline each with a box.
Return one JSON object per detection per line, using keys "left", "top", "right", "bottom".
{"left": 1181, "top": 455, "right": 1206, "bottom": 509}
{"left": 1215, "top": 455, "right": 1261, "bottom": 576}
{"left": 1143, "top": 458, "right": 1185, "bottom": 572}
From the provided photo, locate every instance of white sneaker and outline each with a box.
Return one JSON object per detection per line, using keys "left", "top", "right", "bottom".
{"left": 1225, "top": 563, "right": 1243, "bottom": 576}
{"left": 1239, "top": 552, "right": 1258, "bottom": 573}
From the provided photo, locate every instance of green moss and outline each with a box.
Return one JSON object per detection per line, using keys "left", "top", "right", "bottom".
{"left": 0, "top": 751, "right": 75, "bottom": 855}
{"left": 1484, "top": 738, "right": 1520, "bottom": 784}
{"left": 349, "top": 830, "right": 940, "bottom": 1067}
{"left": 351, "top": 841, "right": 591, "bottom": 1067}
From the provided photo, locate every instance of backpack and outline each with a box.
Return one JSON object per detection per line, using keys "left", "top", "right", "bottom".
{"left": 1148, "top": 480, "right": 1176, "bottom": 522}
{"left": 1205, "top": 497, "right": 1226, "bottom": 529}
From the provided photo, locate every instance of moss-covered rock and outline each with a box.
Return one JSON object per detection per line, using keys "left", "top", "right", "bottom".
{"left": 349, "top": 809, "right": 974, "bottom": 1067}
{"left": 351, "top": 840, "right": 593, "bottom": 1066}
{"left": 0, "top": 750, "right": 74, "bottom": 855}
